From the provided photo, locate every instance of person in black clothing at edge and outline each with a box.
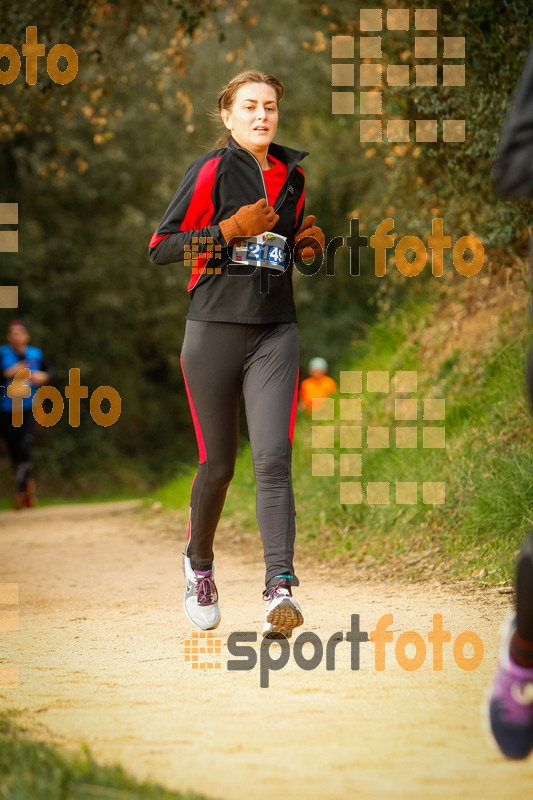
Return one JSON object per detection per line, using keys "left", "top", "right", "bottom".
{"left": 488, "top": 46, "right": 533, "bottom": 759}
{"left": 0, "top": 319, "right": 50, "bottom": 508}
{"left": 149, "top": 70, "right": 325, "bottom": 639}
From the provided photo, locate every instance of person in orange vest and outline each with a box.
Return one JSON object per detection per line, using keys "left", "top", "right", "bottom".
{"left": 299, "top": 357, "right": 336, "bottom": 415}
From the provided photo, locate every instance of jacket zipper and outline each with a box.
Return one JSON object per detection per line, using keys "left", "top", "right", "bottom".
{"left": 273, "top": 182, "right": 291, "bottom": 214}
{"left": 245, "top": 148, "right": 269, "bottom": 204}
{"left": 232, "top": 139, "right": 295, "bottom": 213}
{"left": 250, "top": 150, "right": 296, "bottom": 214}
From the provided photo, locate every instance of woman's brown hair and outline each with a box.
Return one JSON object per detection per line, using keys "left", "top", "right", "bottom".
{"left": 211, "top": 70, "right": 284, "bottom": 149}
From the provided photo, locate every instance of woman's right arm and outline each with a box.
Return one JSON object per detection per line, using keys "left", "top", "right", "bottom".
{"left": 149, "top": 157, "right": 225, "bottom": 266}
{"left": 149, "top": 154, "right": 281, "bottom": 266}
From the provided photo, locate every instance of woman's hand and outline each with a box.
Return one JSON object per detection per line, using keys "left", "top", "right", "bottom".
{"left": 294, "top": 215, "right": 325, "bottom": 261}
{"left": 219, "top": 198, "right": 279, "bottom": 245}
{"left": 30, "top": 370, "right": 49, "bottom": 387}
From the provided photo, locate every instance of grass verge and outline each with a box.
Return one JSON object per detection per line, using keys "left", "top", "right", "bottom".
{"left": 0, "top": 709, "right": 208, "bottom": 800}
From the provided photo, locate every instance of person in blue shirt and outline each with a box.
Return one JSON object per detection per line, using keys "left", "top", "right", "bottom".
{"left": 0, "top": 319, "right": 50, "bottom": 508}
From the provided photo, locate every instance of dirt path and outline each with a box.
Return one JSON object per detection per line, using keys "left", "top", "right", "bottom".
{"left": 0, "top": 500, "right": 530, "bottom": 799}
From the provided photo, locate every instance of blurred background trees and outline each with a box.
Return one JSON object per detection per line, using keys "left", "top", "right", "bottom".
{"left": 0, "top": 0, "right": 532, "bottom": 497}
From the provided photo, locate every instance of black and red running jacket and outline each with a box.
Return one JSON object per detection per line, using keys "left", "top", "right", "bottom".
{"left": 148, "top": 135, "right": 308, "bottom": 324}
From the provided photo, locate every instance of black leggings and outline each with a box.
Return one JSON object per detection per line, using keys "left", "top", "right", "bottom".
{"left": 1, "top": 410, "right": 36, "bottom": 490}
{"left": 516, "top": 533, "right": 533, "bottom": 640}
{"left": 180, "top": 320, "right": 300, "bottom": 588}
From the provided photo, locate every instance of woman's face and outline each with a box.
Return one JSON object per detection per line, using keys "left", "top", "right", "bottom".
{"left": 221, "top": 82, "right": 278, "bottom": 155}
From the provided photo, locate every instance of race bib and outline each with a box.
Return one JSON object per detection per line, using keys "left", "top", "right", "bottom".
{"left": 231, "top": 231, "right": 287, "bottom": 272}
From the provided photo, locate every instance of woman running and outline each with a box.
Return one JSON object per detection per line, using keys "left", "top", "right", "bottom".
{"left": 149, "top": 70, "right": 325, "bottom": 638}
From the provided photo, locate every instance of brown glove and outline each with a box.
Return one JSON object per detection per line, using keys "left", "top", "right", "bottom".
{"left": 294, "top": 214, "right": 325, "bottom": 260}
{"left": 218, "top": 198, "right": 280, "bottom": 245}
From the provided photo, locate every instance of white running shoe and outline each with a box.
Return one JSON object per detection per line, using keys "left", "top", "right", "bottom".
{"left": 183, "top": 555, "right": 221, "bottom": 630}
{"left": 262, "top": 578, "right": 304, "bottom": 639}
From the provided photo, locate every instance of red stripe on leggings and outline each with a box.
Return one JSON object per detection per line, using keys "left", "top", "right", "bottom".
{"left": 180, "top": 354, "right": 206, "bottom": 464}
{"left": 289, "top": 367, "right": 299, "bottom": 446}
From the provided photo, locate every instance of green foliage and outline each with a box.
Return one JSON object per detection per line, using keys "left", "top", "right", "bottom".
{"left": 158, "top": 285, "right": 533, "bottom": 584}
{"left": 0, "top": 1, "right": 241, "bottom": 495}
{"left": 346, "top": 0, "right": 533, "bottom": 245}
{"left": 291, "top": 302, "right": 533, "bottom": 583}
{"left": 2, "top": 0, "right": 533, "bottom": 499}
